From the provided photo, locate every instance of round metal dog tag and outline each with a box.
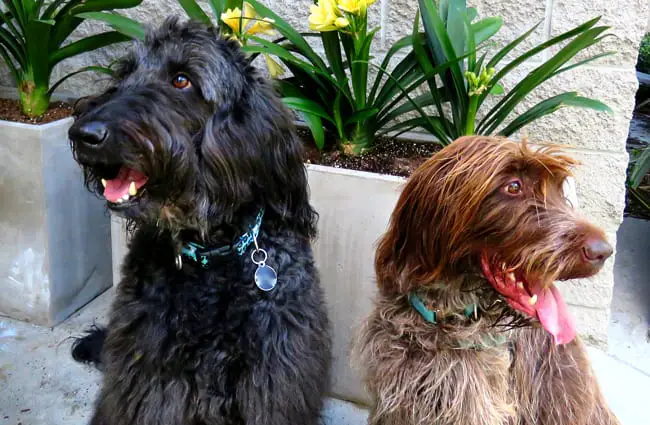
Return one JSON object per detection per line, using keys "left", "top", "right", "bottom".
{"left": 255, "top": 265, "right": 277, "bottom": 291}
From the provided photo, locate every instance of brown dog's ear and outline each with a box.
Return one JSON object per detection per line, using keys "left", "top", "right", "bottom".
{"left": 374, "top": 135, "right": 517, "bottom": 295}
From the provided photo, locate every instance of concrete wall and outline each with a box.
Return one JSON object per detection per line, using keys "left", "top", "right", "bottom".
{"left": 1, "top": 1, "right": 647, "bottom": 341}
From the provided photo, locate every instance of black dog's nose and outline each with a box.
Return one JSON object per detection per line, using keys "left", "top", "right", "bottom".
{"left": 71, "top": 121, "right": 109, "bottom": 146}
{"left": 582, "top": 238, "right": 613, "bottom": 264}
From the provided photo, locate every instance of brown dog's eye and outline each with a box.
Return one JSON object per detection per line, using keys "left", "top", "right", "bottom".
{"left": 172, "top": 73, "right": 191, "bottom": 89}
{"left": 505, "top": 180, "right": 522, "bottom": 195}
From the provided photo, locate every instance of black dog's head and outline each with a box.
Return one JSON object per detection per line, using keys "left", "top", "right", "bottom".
{"left": 69, "top": 17, "right": 315, "bottom": 237}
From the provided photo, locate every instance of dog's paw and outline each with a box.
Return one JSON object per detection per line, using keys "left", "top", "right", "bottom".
{"left": 71, "top": 324, "right": 107, "bottom": 369}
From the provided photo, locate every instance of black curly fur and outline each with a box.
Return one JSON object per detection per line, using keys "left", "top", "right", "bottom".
{"left": 68, "top": 18, "right": 331, "bottom": 425}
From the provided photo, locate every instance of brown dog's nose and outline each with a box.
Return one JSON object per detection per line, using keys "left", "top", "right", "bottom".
{"left": 70, "top": 121, "right": 109, "bottom": 147}
{"left": 582, "top": 238, "right": 613, "bottom": 264}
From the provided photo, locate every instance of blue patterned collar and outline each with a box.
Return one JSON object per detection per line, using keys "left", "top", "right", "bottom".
{"left": 179, "top": 209, "right": 264, "bottom": 269}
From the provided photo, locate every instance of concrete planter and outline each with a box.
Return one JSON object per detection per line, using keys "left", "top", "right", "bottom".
{"left": 0, "top": 117, "right": 112, "bottom": 326}
{"left": 109, "top": 163, "right": 582, "bottom": 405}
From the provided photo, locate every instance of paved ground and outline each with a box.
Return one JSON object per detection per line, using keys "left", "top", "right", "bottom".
{"left": 1, "top": 217, "right": 649, "bottom": 425}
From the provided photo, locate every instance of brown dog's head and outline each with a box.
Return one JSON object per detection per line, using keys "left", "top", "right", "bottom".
{"left": 375, "top": 135, "right": 613, "bottom": 344}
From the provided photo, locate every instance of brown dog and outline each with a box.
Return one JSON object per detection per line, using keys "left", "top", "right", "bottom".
{"left": 355, "top": 136, "right": 619, "bottom": 425}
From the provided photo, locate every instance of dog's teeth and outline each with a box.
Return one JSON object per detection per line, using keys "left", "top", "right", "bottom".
{"left": 517, "top": 281, "right": 524, "bottom": 290}
{"left": 122, "top": 194, "right": 130, "bottom": 201}
{"left": 501, "top": 262, "right": 506, "bottom": 270}
{"left": 101, "top": 179, "right": 107, "bottom": 188}
{"left": 116, "top": 198, "right": 123, "bottom": 203}
{"left": 506, "top": 272, "right": 516, "bottom": 281}
{"left": 529, "top": 295, "right": 538, "bottom": 306}
{"left": 128, "top": 181, "right": 137, "bottom": 196}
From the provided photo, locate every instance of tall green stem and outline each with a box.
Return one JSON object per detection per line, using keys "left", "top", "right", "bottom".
{"left": 18, "top": 78, "right": 50, "bottom": 118}
{"left": 465, "top": 95, "right": 479, "bottom": 135}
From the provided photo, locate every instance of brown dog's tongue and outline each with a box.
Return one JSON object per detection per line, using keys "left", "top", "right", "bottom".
{"left": 530, "top": 282, "right": 577, "bottom": 345}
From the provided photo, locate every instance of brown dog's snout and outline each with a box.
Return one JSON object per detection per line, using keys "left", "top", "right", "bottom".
{"left": 582, "top": 237, "right": 613, "bottom": 266}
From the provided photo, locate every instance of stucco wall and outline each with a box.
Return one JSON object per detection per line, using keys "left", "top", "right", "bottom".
{"left": 1, "top": 1, "right": 648, "bottom": 344}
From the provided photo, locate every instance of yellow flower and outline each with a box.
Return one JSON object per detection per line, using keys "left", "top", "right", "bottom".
{"left": 337, "top": 0, "right": 376, "bottom": 15}
{"left": 309, "top": 0, "right": 341, "bottom": 32}
{"left": 248, "top": 17, "right": 276, "bottom": 36}
{"left": 334, "top": 17, "right": 350, "bottom": 29}
{"left": 264, "top": 54, "right": 285, "bottom": 78}
{"left": 221, "top": 2, "right": 256, "bottom": 35}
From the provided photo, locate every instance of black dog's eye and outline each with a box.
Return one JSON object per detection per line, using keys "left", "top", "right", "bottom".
{"left": 172, "top": 73, "right": 192, "bottom": 90}
{"left": 504, "top": 180, "right": 522, "bottom": 195}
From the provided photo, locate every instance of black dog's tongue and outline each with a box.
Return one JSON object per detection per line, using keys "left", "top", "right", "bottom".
{"left": 103, "top": 167, "right": 148, "bottom": 202}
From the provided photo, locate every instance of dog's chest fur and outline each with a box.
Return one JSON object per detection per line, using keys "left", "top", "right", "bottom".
{"left": 358, "top": 291, "right": 619, "bottom": 425}
{"left": 98, "top": 224, "right": 330, "bottom": 424}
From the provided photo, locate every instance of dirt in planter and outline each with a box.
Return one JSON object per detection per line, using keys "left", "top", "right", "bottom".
{"left": 300, "top": 129, "right": 441, "bottom": 178}
{"left": 0, "top": 98, "right": 73, "bottom": 124}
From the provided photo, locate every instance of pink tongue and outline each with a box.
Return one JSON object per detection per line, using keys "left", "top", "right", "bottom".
{"left": 532, "top": 283, "right": 577, "bottom": 345}
{"left": 103, "top": 167, "right": 148, "bottom": 203}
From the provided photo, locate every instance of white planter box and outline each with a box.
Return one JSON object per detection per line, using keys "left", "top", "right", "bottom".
{"left": 109, "top": 163, "right": 581, "bottom": 405}
{"left": 0, "top": 117, "right": 112, "bottom": 326}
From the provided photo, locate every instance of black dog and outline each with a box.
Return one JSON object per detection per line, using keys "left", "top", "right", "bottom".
{"left": 68, "top": 18, "right": 331, "bottom": 425}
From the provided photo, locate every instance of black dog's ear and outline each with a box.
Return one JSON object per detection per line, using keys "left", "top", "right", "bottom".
{"left": 200, "top": 76, "right": 317, "bottom": 238}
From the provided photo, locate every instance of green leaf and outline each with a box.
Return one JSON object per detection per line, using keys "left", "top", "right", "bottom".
{"left": 479, "top": 22, "right": 609, "bottom": 134}
{"left": 548, "top": 51, "right": 614, "bottom": 79}
{"left": 333, "top": 92, "right": 344, "bottom": 139}
{"left": 301, "top": 112, "right": 326, "bottom": 150}
{"left": 0, "top": 43, "right": 21, "bottom": 82}
{"left": 245, "top": 0, "right": 328, "bottom": 72}
{"left": 419, "top": 0, "right": 468, "bottom": 132}
{"left": 48, "top": 65, "right": 113, "bottom": 95}
{"left": 466, "top": 7, "right": 477, "bottom": 22}
{"left": 351, "top": 28, "right": 378, "bottom": 109}
{"left": 34, "top": 19, "right": 55, "bottom": 25}
{"left": 50, "top": 30, "right": 130, "bottom": 66}
{"left": 498, "top": 92, "right": 611, "bottom": 136}
{"left": 483, "top": 17, "right": 601, "bottom": 98}
{"left": 24, "top": 19, "right": 52, "bottom": 87}
{"left": 446, "top": 0, "right": 467, "bottom": 60}
{"left": 344, "top": 107, "right": 379, "bottom": 125}
{"left": 0, "top": 10, "right": 24, "bottom": 41}
{"left": 368, "top": 34, "right": 414, "bottom": 104}
{"left": 628, "top": 187, "right": 650, "bottom": 211}
{"left": 75, "top": 12, "right": 145, "bottom": 40}
{"left": 0, "top": 25, "right": 25, "bottom": 66}
{"left": 489, "top": 83, "right": 504, "bottom": 95}
{"left": 176, "top": 0, "right": 213, "bottom": 26}
{"left": 321, "top": 31, "right": 349, "bottom": 96}
{"left": 380, "top": 116, "right": 450, "bottom": 145}
{"left": 69, "top": 0, "right": 144, "bottom": 14}
{"left": 471, "top": 17, "right": 502, "bottom": 45}
{"left": 42, "top": 0, "right": 70, "bottom": 19}
{"left": 629, "top": 147, "right": 650, "bottom": 189}
{"left": 485, "top": 20, "right": 543, "bottom": 70}
{"left": 207, "top": 0, "right": 224, "bottom": 23}
{"left": 5, "top": 0, "right": 25, "bottom": 28}
{"left": 281, "top": 96, "right": 334, "bottom": 123}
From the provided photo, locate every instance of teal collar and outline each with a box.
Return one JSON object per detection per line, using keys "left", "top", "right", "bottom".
{"left": 408, "top": 291, "right": 477, "bottom": 324}
{"left": 180, "top": 208, "right": 265, "bottom": 269}
{"left": 408, "top": 291, "right": 511, "bottom": 349}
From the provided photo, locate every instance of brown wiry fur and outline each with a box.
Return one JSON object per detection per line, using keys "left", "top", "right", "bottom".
{"left": 355, "top": 136, "right": 619, "bottom": 425}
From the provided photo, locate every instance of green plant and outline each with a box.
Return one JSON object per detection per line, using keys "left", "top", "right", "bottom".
{"left": 0, "top": 0, "right": 143, "bottom": 117}
{"left": 239, "top": 0, "right": 469, "bottom": 154}
{"left": 628, "top": 144, "right": 650, "bottom": 212}
{"left": 411, "top": 0, "right": 612, "bottom": 145}
{"left": 636, "top": 32, "right": 650, "bottom": 74}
